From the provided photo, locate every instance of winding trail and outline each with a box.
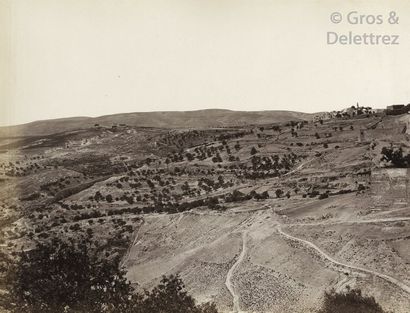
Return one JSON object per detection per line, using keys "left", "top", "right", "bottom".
{"left": 277, "top": 225, "right": 410, "bottom": 295}
{"left": 122, "top": 209, "right": 409, "bottom": 311}
{"left": 285, "top": 216, "right": 410, "bottom": 227}
{"left": 225, "top": 231, "right": 248, "bottom": 313}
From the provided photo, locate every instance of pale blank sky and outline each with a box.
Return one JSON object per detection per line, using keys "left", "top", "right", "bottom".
{"left": 1, "top": 0, "right": 410, "bottom": 126}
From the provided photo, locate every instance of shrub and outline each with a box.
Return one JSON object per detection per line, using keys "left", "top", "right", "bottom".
{"left": 381, "top": 146, "right": 410, "bottom": 168}
{"left": 106, "top": 194, "right": 113, "bottom": 203}
{"left": 139, "top": 275, "right": 218, "bottom": 313}
{"left": 309, "top": 190, "right": 320, "bottom": 198}
{"left": 275, "top": 189, "right": 284, "bottom": 198}
{"left": 318, "top": 193, "right": 329, "bottom": 200}
{"left": 318, "top": 288, "right": 387, "bottom": 313}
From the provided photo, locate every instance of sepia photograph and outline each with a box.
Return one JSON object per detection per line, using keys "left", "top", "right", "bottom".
{"left": 0, "top": 1, "right": 410, "bottom": 312}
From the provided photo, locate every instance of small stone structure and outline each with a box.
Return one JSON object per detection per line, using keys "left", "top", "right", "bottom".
{"left": 397, "top": 114, "right": 410, "bottom": 134}
{"left": 358, "top": 129, "right": 365, "bottom": 143}
{"left": 371, "top": 168, "right": 410, "bottom": 205}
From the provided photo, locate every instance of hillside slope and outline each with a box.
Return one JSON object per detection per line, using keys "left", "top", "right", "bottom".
{"left": 1, "top": 110, "right": 409, "bottom": 313}
{"left": 0, "top": 109, "right": 314, "bottom": 136}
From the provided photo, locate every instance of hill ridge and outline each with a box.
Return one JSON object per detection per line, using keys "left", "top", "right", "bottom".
{"left": 0, "top": 109, "right": 315, "bottom": 136}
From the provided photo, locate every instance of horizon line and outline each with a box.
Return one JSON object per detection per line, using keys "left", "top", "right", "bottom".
{"left": 0, "top": 105, "right": 391, "bottom": 128}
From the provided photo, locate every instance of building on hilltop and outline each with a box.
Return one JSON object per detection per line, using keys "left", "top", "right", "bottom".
{"left": 386, "top": 104, "right": 409, "bottom": 115}
{"left": 387, "top": 104, "right": 405, "bottom": 110}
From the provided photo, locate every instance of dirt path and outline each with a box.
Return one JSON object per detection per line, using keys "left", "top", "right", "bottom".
{"left": 285, "top": 217, "right": 410, "bottom": 227}
{"left": 225, "top": 231, "right": 248, "bottom": 313}
{"left": 120, "top": 219, "right": 144, "bottom": 267}
{"left": 277, "top": 225, "right": 410, "bottom": 295}
{"left": 284, "top": 157, "right": 315, "bottom": 176}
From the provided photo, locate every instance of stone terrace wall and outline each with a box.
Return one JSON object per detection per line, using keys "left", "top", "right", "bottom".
{"left": 371, "top": 168, "right": 410, "bottom": 205}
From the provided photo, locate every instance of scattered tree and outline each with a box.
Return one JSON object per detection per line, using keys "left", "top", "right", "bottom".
{"left": 381, "top": 146, "right": 410, "bottom": 168}
{"left": 275, "top": 189, "right": 284, "bottom": 198}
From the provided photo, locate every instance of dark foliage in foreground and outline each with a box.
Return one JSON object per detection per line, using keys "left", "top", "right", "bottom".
{"left": 141, "top": 275, "right": 218, "bottom": 313}
{"left": 318, "top": 288, "right": 389, "bottom": 313}
{"left": 0, "top": 237, "right": 217, "bottom": 313}
{"left": 1, "top": 237, "right": 390, "bottom": 313}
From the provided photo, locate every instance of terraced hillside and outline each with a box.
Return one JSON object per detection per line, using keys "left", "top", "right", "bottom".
{"left": 0, "top": 108, "right": 409, "bottom": 313}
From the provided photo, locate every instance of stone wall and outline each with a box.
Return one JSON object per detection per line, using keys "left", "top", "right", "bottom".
{"left": 371, "top": 168, "right": 410, "bottom": 204}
